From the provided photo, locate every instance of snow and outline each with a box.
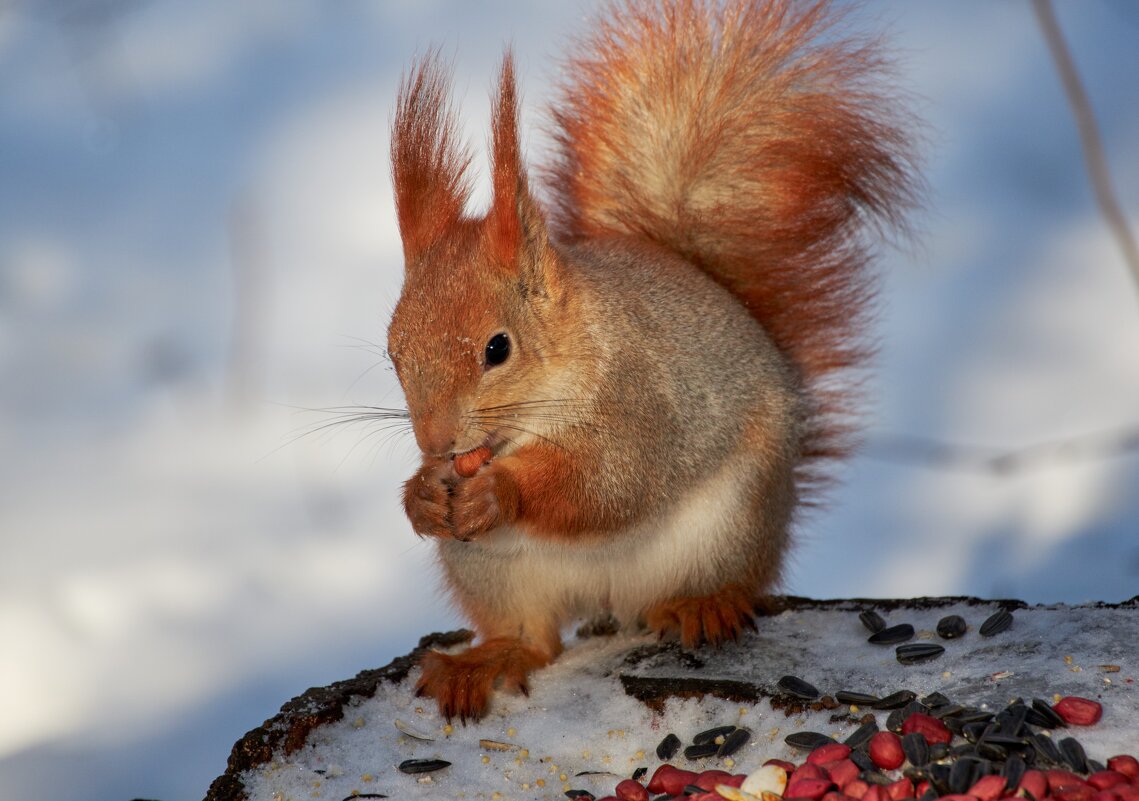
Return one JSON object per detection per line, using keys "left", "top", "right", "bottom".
{"left": 235, "top": 600, "right": 1139, "bottom": 800}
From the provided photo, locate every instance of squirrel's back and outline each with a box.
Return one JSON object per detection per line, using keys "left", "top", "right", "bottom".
{"left": 545, "top": 0, "right": 919, "bottom": 499}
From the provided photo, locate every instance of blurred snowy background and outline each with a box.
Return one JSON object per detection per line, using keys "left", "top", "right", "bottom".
{"left": 1, "top": 1, "right": 1136, "bottom": 799}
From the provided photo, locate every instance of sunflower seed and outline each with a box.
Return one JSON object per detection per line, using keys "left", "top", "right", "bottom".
{"left": 684, "top": 742, "right": 720, "bottom": 760}
{"left": 778, "top": 674, "right": 821, "bottom": 700}
{"left": 785, "top": 731, "right": 836, "bottom": 750}
{"left": 1058, "top": 737, "right": 1088, "bottom": 773}
{"left": 632, "top": 767, "right": 648, "bottom": 781}
{"left": 1031, "top": 732, "right": 1062, "bottom": 765}
{"left": 860, "top": 609, "right": 887, "bottom": 633}
{"left": 836, "top": 690, "right": 881, "bottom": 706}
{"left": 902, "top": 732, "right": 930, "bottom": 766}
{"left": 936, "top": 614, "right": 967, "bottom": 639}
{"left": 398, "top": 759, "right": 451, "bottom": 775}
{"left": 843, "top": 719, "right": 879, "bottom": 748}
{"left": 656, "top": 733, "right": 681, "bottom": 760}
{"left": 1002, "top": 755, "right": 1027, "bottom": 788}
{"left": 394, "top": 719, "right": 435, "bottom": 741}
{"left": 873, "top": 689, "right": 918, "bottom": 709}
{"left": 717, "top": 727, "right": 751, "bottom": 758}
{"left": 980, "top": 608, "right": 1013, "bottom": 637}
{"left": 869, "top": 623, "right": 915, "bottom": 645}
{"left": 851, "top": 750, "right": 876, "bottom": 772}
{"left": 1028, "top": 698, "right": 1067, "bottom": 729}
{"left": 921, "top": 691, "right": 952, "bottom": 708}
{"left": 693, "top": 725, "right": 737, "bottom": 745}
{"left": 897, "top": 643, "right": 945, "bottom": 664}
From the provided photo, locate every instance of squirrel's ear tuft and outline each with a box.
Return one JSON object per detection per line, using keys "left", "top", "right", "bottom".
{"left": 391, "top": 51, "right": 473, "bottom": 263}
{"left": 486, "top": 52, "right": 553, "bottom": 280}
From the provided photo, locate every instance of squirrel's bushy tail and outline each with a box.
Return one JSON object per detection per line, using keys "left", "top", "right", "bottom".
{"left": 545, "top": 0, "right": 919, "bottom": 499}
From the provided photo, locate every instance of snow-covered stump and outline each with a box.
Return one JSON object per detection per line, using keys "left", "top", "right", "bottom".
{"left": 204, "top": 596, "right": 1139, "bottom": 801}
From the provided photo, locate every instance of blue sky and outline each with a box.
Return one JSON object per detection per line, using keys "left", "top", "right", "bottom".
{"left": 1, "top": 2, "right": 1137, "bottom": 799}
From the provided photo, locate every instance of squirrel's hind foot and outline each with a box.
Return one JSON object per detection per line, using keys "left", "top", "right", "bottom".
{"left": 416, "top": 637, "right": 553, "bottom": 722}
{"left": 644, "top": 584, "right": 758, "bottom": 649}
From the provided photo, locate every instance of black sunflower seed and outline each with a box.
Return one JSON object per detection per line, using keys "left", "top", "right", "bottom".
{"left": 1088, "top": 760, "right": 1106, "bottom": 774}
{"left": 718, "top": 728, "right": 751, "bottom": 758}
{"left": 843, "top": 719, "right": 879, "bottom": 748}
{"left": 977, "top": 740, "right": 1009, "bottom": 761}
{"left": 398, "top": 758, "right": 451, "bottom": 774}
{"left": 860, "top": 609, "right": 887, "bottom": 633}
{"left": 632, "top": 767, "right": 648, "bottom": 781}
{"left": 869, "top": 623, "right": 915, "bottom": 645}
{"left": 1003, "top": 755, "right": 1027, "bottom": 788}
{"left": 656, "top": 733, "right": 681, "bottom": 760}
{"left": 684, "top": 742, "right": 720, "bottom": 760}
{"left": 995, "top": 704, "right": 1028, "bottom": 737}
{"left": 962, "top": 721, "right": 991, "bottom": 744}
{"left": 936, "top": 614, "right": 967, "bottom": 639}
{"left": 932, "top": 703, "right": 966, "bottom": 720}
{"left": 958, "top": 708, "right": 995, "bottom": 724}
{"left": 692, "top": 725, "right": 736, "bottom": 745}
{"left": 928, "top": 743, "right": 950, "bottom": 762}
{"left": 778, "top": 675, "right": 821, "bottom": 700}
{"left": 919, "top": 786, "right": 939, "bottom": 801}
{"left": 1031, "top": 732, "right": 1062, "bottom": 765}
{"left": 1058, "top": 737, "right": 1088, "bottom": 773}
{"left": 785, "top": 731, "right": 836, "bottom": 750}
{"left": 851, "top": 749, "right": 876, "bottom": 772}
{"left": 949, "top": 758, "right": 981, "bottom": 795}
{"left": 872, "top": 690, "right": 917, "bottom": 710}
{"left": 684, "top": 785, "right": 707, "bottom": 796}
{"left": 902, "top": 732, "right": 930, "bottom": 766}
{"left": 980, "top": 608, "right": 1013, "bottom": 637}
{"left": 565, "top": 791, "right": 596, "bottom": 801}
{"left": 836, "top": 690, "right": 881, "bottom": 706}
{"left": 1029, "top": 698, "right": 1067, "bottom": 729}
{"left": 887, "top": 708, "right": 907, "bottom": 732}
{"left": 921, "top": 691, "right": 952, "bottom": 708}
{"left": 897, "top": 643, "right": 945, "bottom": 664}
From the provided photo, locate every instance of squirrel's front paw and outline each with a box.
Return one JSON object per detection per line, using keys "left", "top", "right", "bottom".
{"left": 402, "top": 461, "right": 454, "bottom": 539}
{"left": 450, "top": 465, "right": 519, "bottom": 541}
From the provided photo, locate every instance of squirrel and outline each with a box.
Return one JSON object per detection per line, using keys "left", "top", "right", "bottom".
{"left": 386, "top": 0, "right": 918, "bottom": 721}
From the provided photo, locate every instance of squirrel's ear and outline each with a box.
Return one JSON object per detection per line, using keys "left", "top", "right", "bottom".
{"left": 486, "top": 52, "right": 558, "bottom": 293}
{"left": 391, "top": 52, "right": 473, "bottom": 263}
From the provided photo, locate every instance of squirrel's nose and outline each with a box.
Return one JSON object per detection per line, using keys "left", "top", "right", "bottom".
{"left": 414, "top": 410, "right": 457, "bottom": 457}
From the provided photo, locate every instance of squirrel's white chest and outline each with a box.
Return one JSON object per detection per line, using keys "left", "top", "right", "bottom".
{"left": 440, "top": 454, "right": 756, "bottom": 626}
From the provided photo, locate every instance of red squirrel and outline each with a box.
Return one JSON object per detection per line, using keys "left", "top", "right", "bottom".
{"left": 386, "top": 0, "right": 918, "bottom": 721}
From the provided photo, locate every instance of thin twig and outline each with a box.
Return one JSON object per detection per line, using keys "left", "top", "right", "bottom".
{"left": 1031, "top": 0, "right": 1139, "bottom": 302}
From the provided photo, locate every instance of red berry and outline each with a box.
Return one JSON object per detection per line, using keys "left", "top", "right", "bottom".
{"left": 809, "top": 743, "right": 853, "bottom": 765}
{"left": 886, "top": 778, "right": 913, "bottom": 800}
{"left": 938, "top": 796, "right": 984, "bottom": 801}
{"left": 868, "top": 731, "right": 905, "bottom": 770}
{"left": 826, "top": 759, "right": 861, "bottom": 789}
{"left": 793, "top": 764, "right": 830, "bottom": 783}
{"left": 1019, "top": 770, "right": 1048, "bottom": 800}
{"left": 647, "top": 765, "right": 696, "bottom": 796}
{"left": 1091, "top": 791, "right": 1122, "bottom": 801}
{"left": 1048, "top": 770, "right": 1091, "bottom": 792}
{"left": 862, "top": 785, "right": 889, "bottom": 801}
{"left": 786, "top": 778, "right": 835, "bottom": 800}
{"left": 901, "top": 712, "right": 953, "bottom": 746}
{"left": 1053, "top": 696, "right": 1104, "bottom": 726}
{"left": 1107, "top": 756, "right": 1139, "bottom": 780}
{"left": 1089, "top": 772, "right": 1129, "bottom": 791}
{"left": 1055, "top": 786, "right": 1096, "bottom": 801}
{"left": 1116, "top": 787, "right": 1139, "bottom": 801}
{"left": 615, "top": 778, "right": 649, "bottom": 801}
{"left": 845, "top": 780, "right": 870, "bottom": 799}
{"left": 693, "top": 770, "right": 733, "bottom": 791}
{"left": 969, "top": 774, "right": 1009, "bottom": 801}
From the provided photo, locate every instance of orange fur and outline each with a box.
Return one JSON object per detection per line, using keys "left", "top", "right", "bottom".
{"left": 545, "top": 0, "right": 920, "bottom": 499}
{"left": 417, "top": 637, "right": 555, "bottom": 722}
{"left": 388, "top": 0, "right": 919, "bottom": 722}
{"left": 644, "top": 584, "right": 759, "bottom": 648}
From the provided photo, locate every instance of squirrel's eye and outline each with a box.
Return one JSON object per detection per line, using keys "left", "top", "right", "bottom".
{"left": 485, "top": 332, "right": 510, "bottom": 367}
